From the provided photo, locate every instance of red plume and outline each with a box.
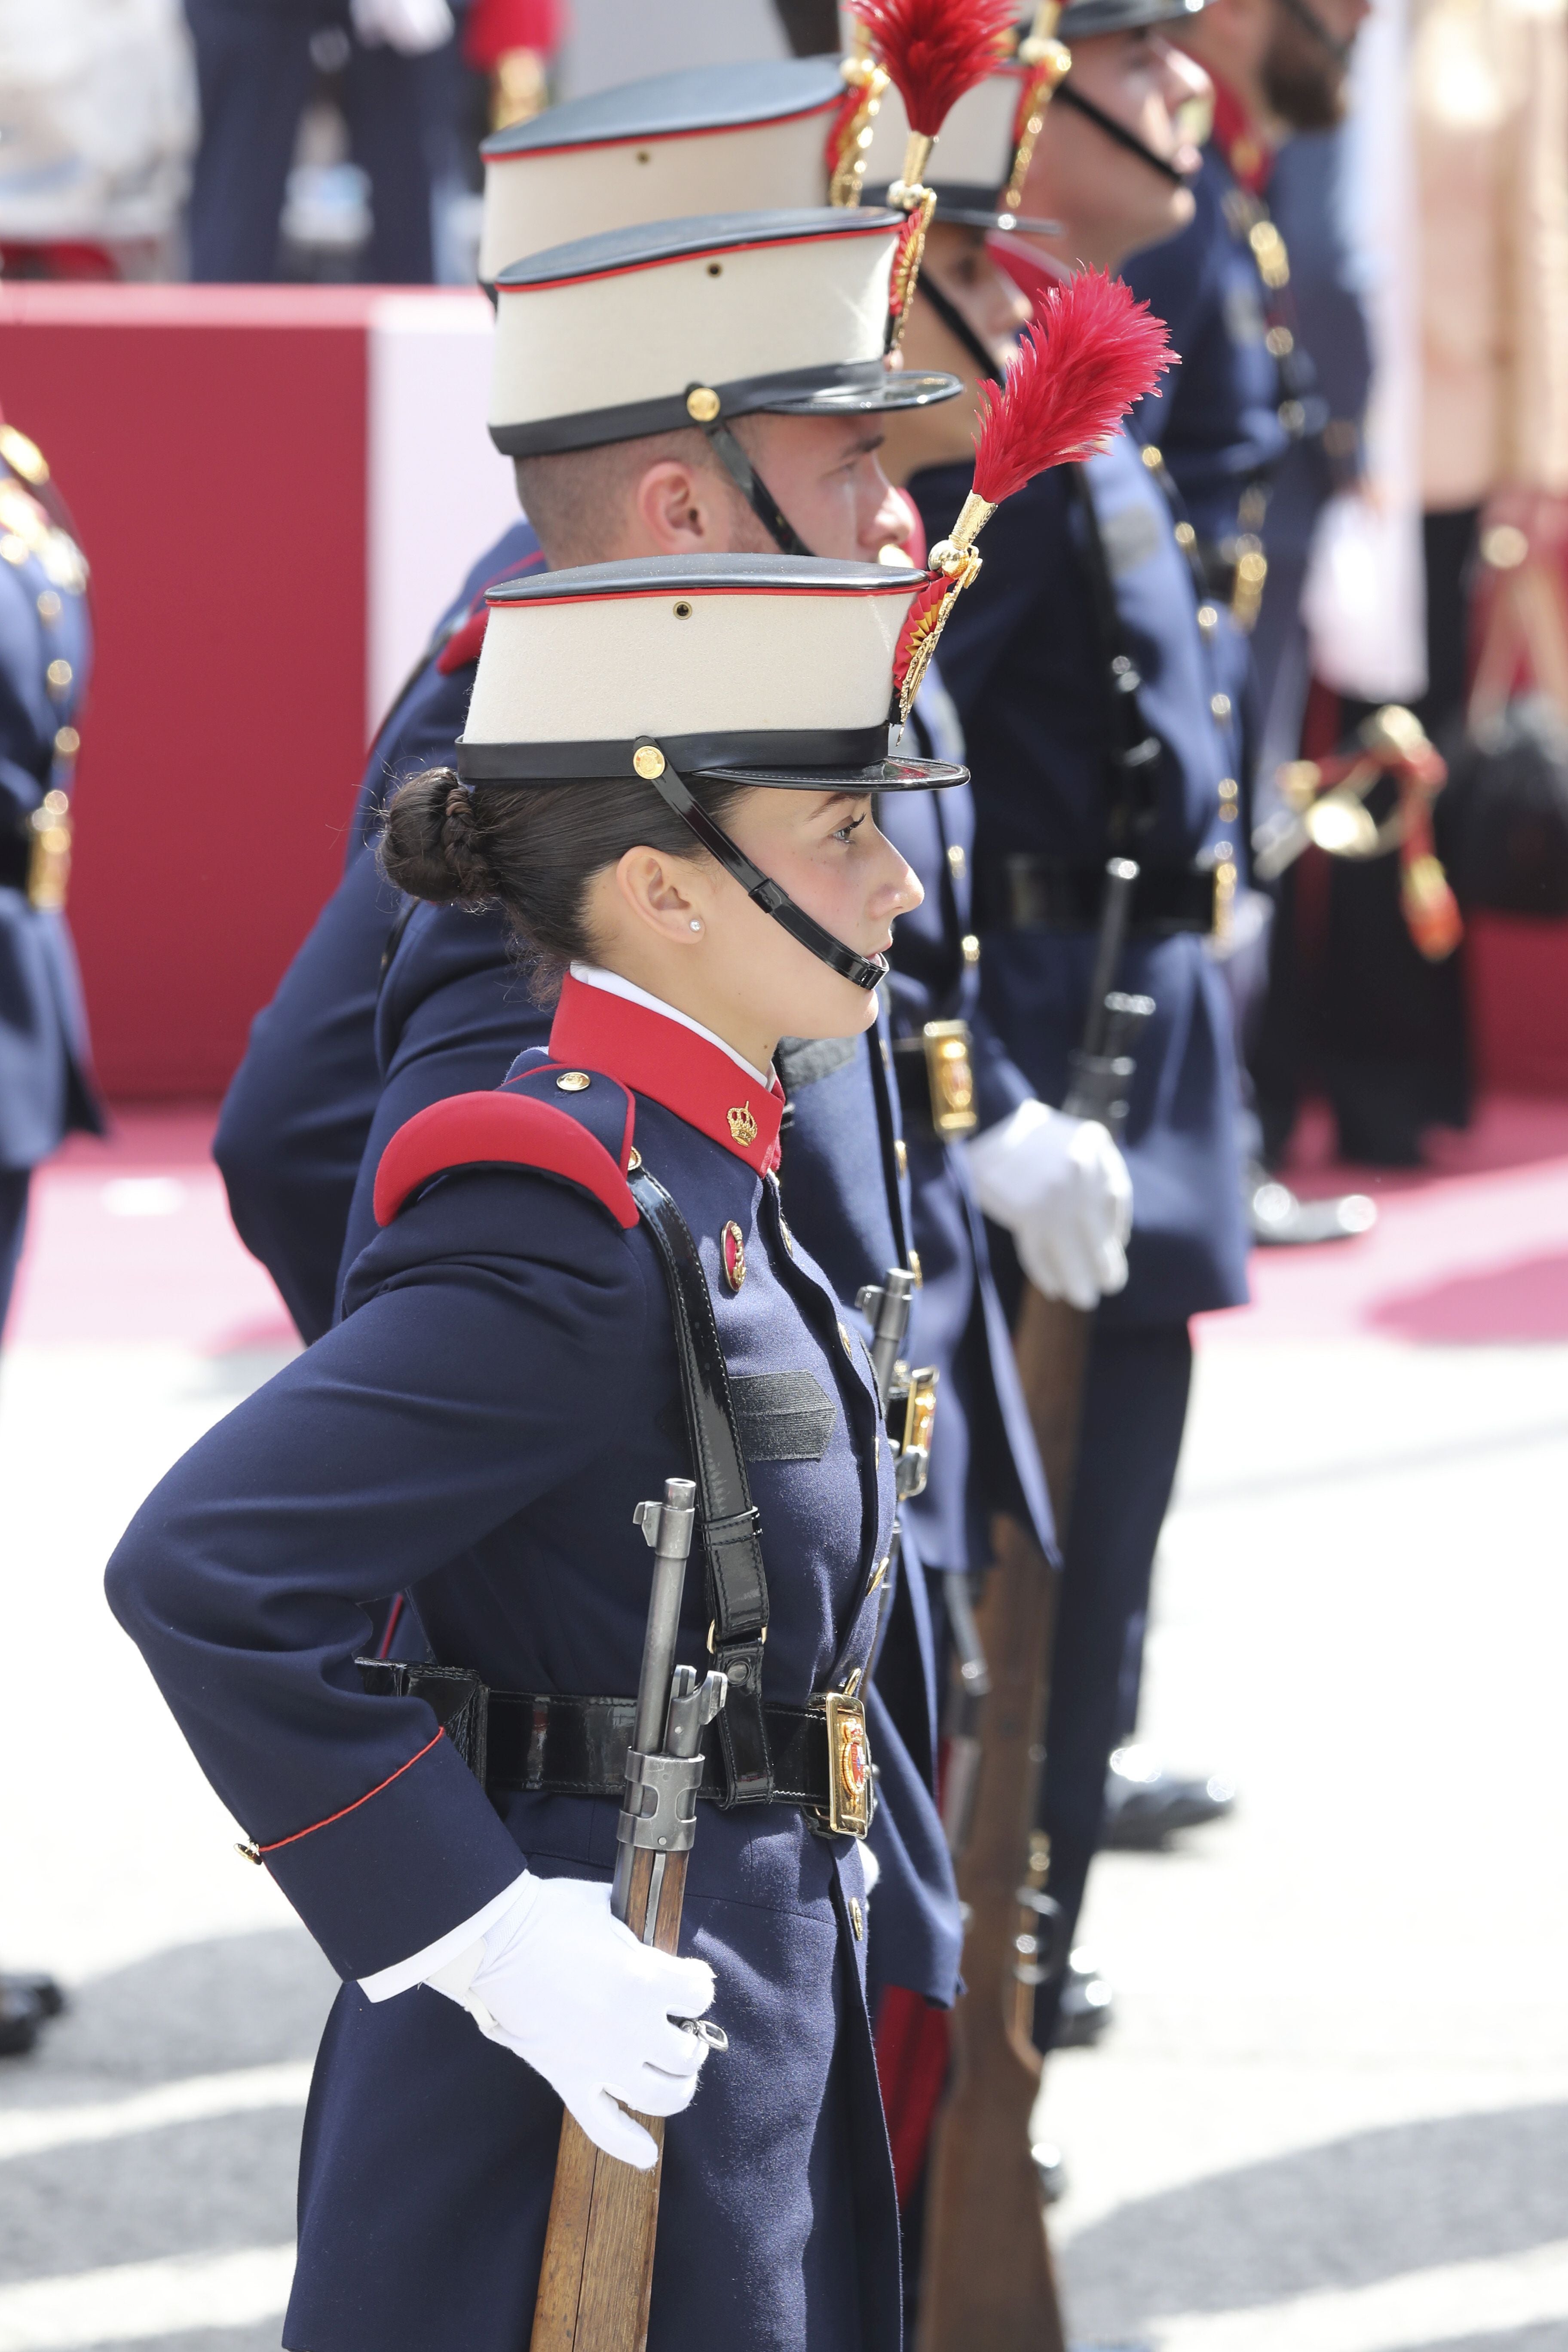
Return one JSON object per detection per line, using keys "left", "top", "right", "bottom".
{"left": 971, "top": 270, "right": 1174, "bottom": 506}
{"left": 851, "top": 0, "right": 1017, "bottom": 138}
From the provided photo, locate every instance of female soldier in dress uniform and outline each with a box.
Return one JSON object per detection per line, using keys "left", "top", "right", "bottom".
{"left": 106, "top": 552, "right": 965, "bottom": 2352}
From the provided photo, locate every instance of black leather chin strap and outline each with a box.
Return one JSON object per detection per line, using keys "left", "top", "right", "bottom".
{"left": 916, "top": 274, "right": 1004, "bottom": 385}
{"left": 1054, "top": 79, "right": 1191, "bottom": 188}
{"left": 698, "top": 416, "right": 814, "bottom": 557}
{"left": 644, "top": 746, "right": 889, "bottom": 991}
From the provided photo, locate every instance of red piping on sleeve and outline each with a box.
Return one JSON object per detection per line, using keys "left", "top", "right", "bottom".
{"left": 248, "top": 1729, "right": 446, "bottom": 1859}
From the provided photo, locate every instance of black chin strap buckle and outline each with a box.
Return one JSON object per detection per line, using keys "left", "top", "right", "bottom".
{"left": 684, "top": 385, "right": 813, "bottom": 558}
{"left": 631, "top": 738, "right": 888, "bottom": 993}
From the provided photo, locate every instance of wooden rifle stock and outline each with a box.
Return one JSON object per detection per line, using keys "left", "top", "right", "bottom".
{"left": 530, "top": 1479, "right": 722, "bottom": 2352}
{"left": 919, "top": 862, "right": 1155, "bottom": 2346}
{"left": 530, "top": 1845, "right": 688, "bottom": 2352}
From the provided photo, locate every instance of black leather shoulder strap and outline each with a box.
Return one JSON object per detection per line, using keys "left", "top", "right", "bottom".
{"left": 628, "top": 1162, "right": 775, "bottom": 1806}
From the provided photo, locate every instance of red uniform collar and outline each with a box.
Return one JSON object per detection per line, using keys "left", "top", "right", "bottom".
{"left": 549, "top": 972, "right": 785, "bottom": 1177}
{"left": 1211, "top": 78, "right": 1274, "bottom": 196}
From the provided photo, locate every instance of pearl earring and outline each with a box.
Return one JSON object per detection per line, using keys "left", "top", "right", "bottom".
{"left": 689, "top": 919, "right": 703, "bottom": 933}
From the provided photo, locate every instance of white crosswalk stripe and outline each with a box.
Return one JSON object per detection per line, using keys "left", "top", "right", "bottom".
{"left": 0, "top": 2064, "right": 312, "bottom": 2163}
{"left": 0, "top": 2245, "right": 295, "bottom": 2351}
{"left": 1153, "top": 2238, "right": 1568, "bottom": 2352}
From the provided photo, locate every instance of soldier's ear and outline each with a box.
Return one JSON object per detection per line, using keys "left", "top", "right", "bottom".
{"left": 629, "top": 458, "right": 737, "bottom": 556}
{"left": 607, "top": 845, "right": 711, "bottom": 948}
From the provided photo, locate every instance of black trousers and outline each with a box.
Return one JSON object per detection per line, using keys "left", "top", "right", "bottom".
{"left": 0, "top": 1167, "right": 29, "bottom": 1342}
{"left": 184, "top": 0, "right": 453, "bottom": 282}
{"left": 1032, "top": 1316, "right": 1193, "bottom": 2049}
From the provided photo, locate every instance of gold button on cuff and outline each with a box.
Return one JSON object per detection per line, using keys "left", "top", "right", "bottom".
{"left": 849, "top": 1896, "right": 864, "bottom": 1941}
{"left": 632, "top": 744, "right": 665, "bottom": 778}
{"left": 686, "top": 386, "right": 721, "bottom": 423}
{"left": 53, "top": 725, "right": 80, "bottom": 759}
{"left": 555, "top": 1070, "right": 591, "bottom": 1092}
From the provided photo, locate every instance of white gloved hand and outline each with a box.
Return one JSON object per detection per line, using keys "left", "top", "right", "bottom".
{"left": 350, "top": 0, "right": 454, "bottom": 54}
{"left": 965, "top": 1099, "right": 1133, "bottom": 1311}
{"left": 426, "top": 1872, "right": 716, "bottom": 2168}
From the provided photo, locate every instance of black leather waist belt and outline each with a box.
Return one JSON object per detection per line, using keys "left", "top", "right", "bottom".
{"left": 986, "top": 857, "right": 1216, "bottom": 937}
{"left": 358, "top": 1660, "right": 845, "bottom": 1823}
{"left": 891, "top": 1019, "right": 978, "bottom": 1141}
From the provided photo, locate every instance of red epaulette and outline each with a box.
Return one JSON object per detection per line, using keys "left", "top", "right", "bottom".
{"left": 372, "top": 1087, "right": 638, "bottom": 1230}
{"left": 435, "top": 607, "right": 489, "bottom": 676}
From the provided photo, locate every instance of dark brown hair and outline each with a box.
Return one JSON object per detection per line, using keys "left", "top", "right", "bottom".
{"left": 378, "top": 767, "right": 747, "bottom": 994}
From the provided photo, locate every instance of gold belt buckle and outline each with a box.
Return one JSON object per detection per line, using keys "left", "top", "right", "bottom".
{"left": 820, "top": 1674, "right": 874, "bottom": 1839}
{"left": 27, "top": 790, "right": 71, "bottom": 912}
{"left": 920, "top": 1019, "right": 977, "bottom": 1138}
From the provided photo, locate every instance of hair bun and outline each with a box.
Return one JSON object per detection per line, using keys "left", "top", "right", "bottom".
{"left": 380, "top": 770, "right": 498, "bottom": 905}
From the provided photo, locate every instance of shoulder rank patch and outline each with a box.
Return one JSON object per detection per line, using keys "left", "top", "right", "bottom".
{"left": 373, "top": 1082, "right": 638, "bottom": 1230}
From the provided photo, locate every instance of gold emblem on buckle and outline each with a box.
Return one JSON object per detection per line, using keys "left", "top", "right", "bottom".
{"left": 727, "top": 1103, "right": 758, "bottom": 1148}
{"left": 920, "top": 1020, "right": 977, "bottom": 1138}
{"left": 822, "top": 1674, "right": 874, "bottom": 1840}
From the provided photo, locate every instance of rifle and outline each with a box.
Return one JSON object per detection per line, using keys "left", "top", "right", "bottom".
{"left": 916, "top": 860, "right": 1153, "bottom": 2352}
{"left": 530, "top": 1476, "right": 729, "bottom": 2352}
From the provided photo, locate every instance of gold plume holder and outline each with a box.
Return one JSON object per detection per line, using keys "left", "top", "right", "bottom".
{"left": 897, "top": 494, "right": 993, "bottom": 720}
{"left": 1005, "top": 3, "right": 1072, "bottom": 213}
{"left": 884, "top": 133, "right": 938, "bottom": 349}
{"left": 831, "top": 45, "right": 891, "bottom": 207}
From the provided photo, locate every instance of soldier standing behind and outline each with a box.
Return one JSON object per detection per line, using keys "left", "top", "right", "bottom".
{"left": 0, "top": 409, "right": 96, "bottom": 2054}
{"left": 881, "top": 3, "right": 1253, "bottom": 2052}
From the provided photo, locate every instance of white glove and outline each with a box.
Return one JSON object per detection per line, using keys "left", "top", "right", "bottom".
{"left": 426, "top": 1872, "right": 716, "bottom": 2169}
{"left": 965, "top": 1099, "right": 1133, "bottom": 1311}
{"left": 351, "top": 0, "right": 454, "bottom": 54}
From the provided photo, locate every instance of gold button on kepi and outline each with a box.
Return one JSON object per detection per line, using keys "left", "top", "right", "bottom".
{"left": 686, "top": 386, "right": 721, "bottom": 423}
{"left": 721, "top": 1219, "right": 746, "bottom": 1291}
{"left": 633, "top": 744, "right": 665, "bottom": 779}
{"left": 727, "top": 1103, "right": 758, "bottom": 1148}
{"left": 555, "top": 1070, "right": 591, "bottom": 1092}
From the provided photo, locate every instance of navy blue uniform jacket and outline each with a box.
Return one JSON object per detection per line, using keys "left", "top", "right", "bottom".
{"left": 0, "top": 444, "right": 101, "bottom": 1174}
{"left": 1123, "top": 142, "right": 1300, "bottom": 551}
{"left": 908, "top": 440, "right": 1250, "bottom": 1326}
{"left": 879, "top": 672, "right": 1053, "bottom": 1578}
{"left": 109, "top": 980, "right": 904, "bottom": 2352}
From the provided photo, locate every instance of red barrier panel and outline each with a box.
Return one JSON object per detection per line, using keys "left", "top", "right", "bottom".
{"left": 0, "top": 285, "right": 377, "bottom": 1097}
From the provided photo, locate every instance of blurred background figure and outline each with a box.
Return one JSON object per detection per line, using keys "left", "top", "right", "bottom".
{"left": 0, "top": 0, "right": 196, "bottom": 280}
{"left": 183, "top": 0, "right": 563, "bottom": 285}
{"left": 0, "top": 401, "right": 97, "bottom": 2056}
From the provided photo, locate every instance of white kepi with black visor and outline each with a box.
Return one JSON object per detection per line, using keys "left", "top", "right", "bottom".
{"left": 487, "top": 207, "right": 961, "bottom": 556}
{"left": 457, "top": 554, "right": 967, "bottom": 990}
{"left": 476, "top": 57, "right": 885, "bottom": 288}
